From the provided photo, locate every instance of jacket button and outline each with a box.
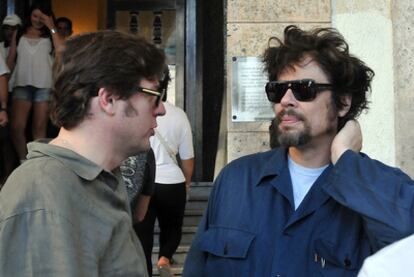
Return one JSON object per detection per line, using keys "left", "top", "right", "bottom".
{"left": 344, "top": 258, "right": 351, "bottom": 267}
{"left": 223, "top": 244, "right": 228, "bottom": 255}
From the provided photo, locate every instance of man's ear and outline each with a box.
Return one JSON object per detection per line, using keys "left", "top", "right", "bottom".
{"left": 97, "top": 88, "right": 116, "bottom": 116}
{"left": 338, "top": 95, "right": 352, "bottom": 117}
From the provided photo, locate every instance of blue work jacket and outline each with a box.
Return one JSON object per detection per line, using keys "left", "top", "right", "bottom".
{"left": 183, "top": 148, "right": 414, "bottom": 277}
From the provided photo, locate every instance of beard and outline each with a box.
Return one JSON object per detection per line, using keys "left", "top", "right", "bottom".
{"left": 120, "top": 100, "right": 151, "bottom": 156}
{"left": 276, "top": 110, "right": 312, "bottom": 147}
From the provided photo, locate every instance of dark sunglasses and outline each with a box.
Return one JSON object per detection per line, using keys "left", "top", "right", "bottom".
{"left": 265, "top": 79, "right": 333, "bottom": 103}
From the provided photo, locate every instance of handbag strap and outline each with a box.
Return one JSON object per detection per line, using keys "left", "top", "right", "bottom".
{"left": 155, "top": 129, "right": 179, "bottom": 165}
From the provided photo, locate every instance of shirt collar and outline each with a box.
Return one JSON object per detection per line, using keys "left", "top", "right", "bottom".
{"left": 27, "top": 140, "right": 106, "bottom": 181}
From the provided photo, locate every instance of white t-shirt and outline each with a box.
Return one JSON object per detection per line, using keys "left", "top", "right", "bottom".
{"left": 150, "top": 101, "right": 194, "bottom": 184}
{"left": 14, "top": 36, "right": 53, "bottom": 88}
{"left": 288, "top": 156, "right": 328, "bottom": 209}
{"left": 0, "top": 42, "right": 16, "bottom": 91}
{"left": 358, "top": 234, "right": 414, "bottom": 277}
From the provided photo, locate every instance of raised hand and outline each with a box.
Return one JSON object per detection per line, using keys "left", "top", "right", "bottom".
{"left": 331, "top": 120, "right": 362, "bottom": 164}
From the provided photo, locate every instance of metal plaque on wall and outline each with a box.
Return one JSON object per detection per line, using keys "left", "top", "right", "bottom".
{"left": 231, "top": 56, "right": 273, "bottom": 122}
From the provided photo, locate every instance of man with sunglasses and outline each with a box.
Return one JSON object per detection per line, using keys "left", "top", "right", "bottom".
{"left": 0, "top": 31, "right": 166, "bottom": 276}
{"left": 184, "top": 25, "right": 414, "bottom": 276}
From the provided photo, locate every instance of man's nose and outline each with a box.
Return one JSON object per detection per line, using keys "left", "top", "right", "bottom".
{"left": 280, "top": 89, "right": 298, "bottom": 107}
{"left": 156, "top": 101, "right": 166, "bottom": 117}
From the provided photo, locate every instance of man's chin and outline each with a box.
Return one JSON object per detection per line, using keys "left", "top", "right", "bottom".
{"left": 278, "top": 132, "right": 310, "bottom": 147}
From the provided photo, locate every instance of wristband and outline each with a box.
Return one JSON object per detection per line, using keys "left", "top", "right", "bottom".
{"left": 50, "top": 28, "right": 57, "bottom": 34}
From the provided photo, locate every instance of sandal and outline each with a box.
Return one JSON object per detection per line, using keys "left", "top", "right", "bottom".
{"left": 158, "top": 265, "right": 175, "bottom": 277}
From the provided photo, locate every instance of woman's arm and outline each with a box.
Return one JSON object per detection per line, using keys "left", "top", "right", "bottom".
{"left": 40, "top": 13, "right": 65, "bottom": 54}
{"left": 6, "top": 30, "right": 17, "bottom": 71}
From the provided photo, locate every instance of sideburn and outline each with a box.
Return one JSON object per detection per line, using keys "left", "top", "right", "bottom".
{"left": 326, "top": 94, "right": 340, "bottom": 134}
{"left": 124, "top": 100, "right": 139, "bottom": 117}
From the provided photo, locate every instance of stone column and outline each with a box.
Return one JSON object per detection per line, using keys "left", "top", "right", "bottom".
{"left": 392, "top": 0, "right": 414, "bottom": 177}
{"left": 332, "top": 0, "right": 396, "bottom": 167}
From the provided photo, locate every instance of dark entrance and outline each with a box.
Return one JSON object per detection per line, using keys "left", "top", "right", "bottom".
{"left": 107, "top": 0, "right": 224, "bottom": 181}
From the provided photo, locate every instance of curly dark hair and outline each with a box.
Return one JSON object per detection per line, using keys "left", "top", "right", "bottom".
{"left": 263, "top": 25, "right": 374, "bottom": 129}
{"left": 51, "top": 30, "right": 165, "bottom": 129}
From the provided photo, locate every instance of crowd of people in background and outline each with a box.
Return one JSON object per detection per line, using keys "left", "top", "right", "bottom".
{"left": 0, "top": 2, "right": 73, "bottom": 185}
{"left": 0, "top": 3, "right": 193, "bottom": 276}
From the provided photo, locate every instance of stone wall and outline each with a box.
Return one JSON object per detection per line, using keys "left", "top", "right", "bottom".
{"left": 332, "top": 0, "right": 396, "bottom": 167}
{"left": 393, "top": 0, "right": 414, "bottom": 176}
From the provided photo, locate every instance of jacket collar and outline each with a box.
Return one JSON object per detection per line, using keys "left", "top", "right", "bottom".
{"left": 254, "top": 147, "right": 288, "bottom": 186}
{"left": 255, "top": 147, "right": 295, "bottom": 208}
{"left": 253, "top": 147, "right": 333, "bottom": 229}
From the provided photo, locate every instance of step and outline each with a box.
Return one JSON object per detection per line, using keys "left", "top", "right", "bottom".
{"left": 185, "top": 198, "right": 209, "bottom": 210}
{"left": 188, "top": 194, "right": 209, "bottom": 202}
{"left": 190, "top": 181, "right": 214, "bottom": 187}
{"left": 152, "top": 209, "right": 205, "bottom": 228}
{"left": 188, "top": 182, "right": 214, "bottom": 194}
{"left": 151, "top": 264, "right": 185, "bottom": 276}
{"left": 188, "top": 186, "right": 213, "bottom": 199}
{"left": 152, "top": 265, "right": 183, "bottom": 277}
{"left": 183, "top": 208, "right": 205, "bottom": 226}
{"left": 184, "top": 209, "right": 204, "bottom": 216}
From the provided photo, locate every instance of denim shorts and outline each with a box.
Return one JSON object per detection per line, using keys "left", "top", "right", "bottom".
{"left": 13, "top": 86, "right": 51, "bottom": 102}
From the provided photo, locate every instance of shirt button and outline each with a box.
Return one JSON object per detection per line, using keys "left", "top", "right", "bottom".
{"left": 223, "top": 243, "right": 228, "bottom": 255}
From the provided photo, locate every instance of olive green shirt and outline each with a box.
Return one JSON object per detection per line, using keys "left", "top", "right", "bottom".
{"left": 0, "top": 141, "right": 148, "bottom": 276}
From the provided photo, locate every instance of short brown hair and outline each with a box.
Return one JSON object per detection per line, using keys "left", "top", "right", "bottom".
{"left": 263, "top": 25, "right": 374, "bottom": 129}
{"left": 51, "top": 30, "right": 165, "bottom": 129}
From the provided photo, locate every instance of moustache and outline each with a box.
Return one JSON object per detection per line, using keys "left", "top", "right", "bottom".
{"left": 276, "top": 109, "right": 305, "bottom": 123}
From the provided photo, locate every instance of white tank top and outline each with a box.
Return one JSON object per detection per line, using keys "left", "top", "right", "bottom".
{"left": 14, "top": 36, "right": 53, "bottom": 88}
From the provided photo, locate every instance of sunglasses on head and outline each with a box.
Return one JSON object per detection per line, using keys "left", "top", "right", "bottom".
{"left": 265, "top": 79, "right": 333, "bottom": 103}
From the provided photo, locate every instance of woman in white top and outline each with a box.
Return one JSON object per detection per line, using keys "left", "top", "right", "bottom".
{"left": 7, "top": 3, "right": 63, "bottom": 162}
